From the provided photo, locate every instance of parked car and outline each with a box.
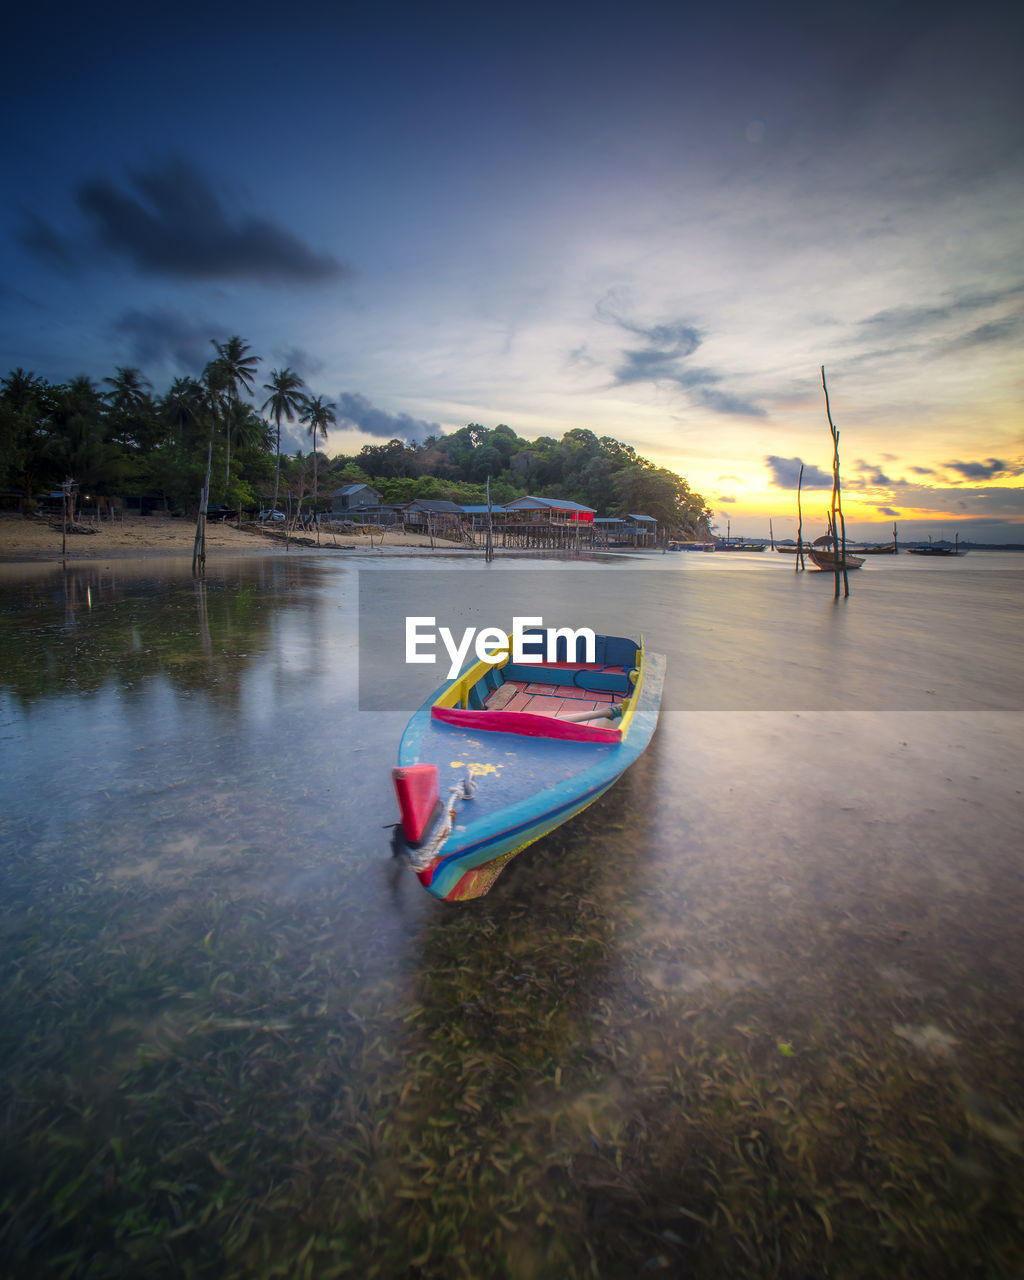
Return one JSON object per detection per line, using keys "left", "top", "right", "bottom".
{"left": 258, "top": 509, "right": 287, "bottom": 521}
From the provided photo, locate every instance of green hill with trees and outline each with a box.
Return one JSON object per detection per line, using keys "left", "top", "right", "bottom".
{"left": 1, "top": 340, "right": 711, "bottom": 535}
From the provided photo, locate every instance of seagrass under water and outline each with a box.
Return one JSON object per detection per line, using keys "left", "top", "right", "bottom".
{"left": 0, "top": 553, "right": 1022, "bottom": 1277}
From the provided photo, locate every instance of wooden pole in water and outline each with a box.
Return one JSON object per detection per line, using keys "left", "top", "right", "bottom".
{"left": 192, "top": 437, "right": 211, "bottom": 578}
{"left": 769, "top": 517, "right": 774, "bottom": 551}
{"left": 796, "top": 464, "right": 805, "bottom": 571}
{"left": 821, "top": 366, "right": 849, "bottom": 598}
{"left": 61, "top": 476, "right": 71, "bottom": 559}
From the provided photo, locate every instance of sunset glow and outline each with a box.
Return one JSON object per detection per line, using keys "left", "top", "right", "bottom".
{"left": 2, "top": 0, "right": 1020, "bottom": 540}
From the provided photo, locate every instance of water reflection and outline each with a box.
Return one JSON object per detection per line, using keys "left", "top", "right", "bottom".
{"left": 0, "top": 558, "right": 339, "bottom": 709}
{"left": 0, "top": 555, "right": 1022, "bottom": 1277}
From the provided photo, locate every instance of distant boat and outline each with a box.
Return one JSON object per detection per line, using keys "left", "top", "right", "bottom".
{"left": 713, "top": 541, "right": 767, "bottom": 552}
{"left": 856, "top": 544, "right": 897, "bottom": 554}
{"left": 809, "top": 548, "right": 865, "bottom": 571}
{"left": 908, "top": 535, "right": 966, "bottom": 557}
{"left": 808, "top": 533, "right": 864, "bottom": 571}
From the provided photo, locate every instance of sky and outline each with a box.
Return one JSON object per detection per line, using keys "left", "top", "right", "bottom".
{"left": 2, "top": 0, "right": 1022, "bottom": 539}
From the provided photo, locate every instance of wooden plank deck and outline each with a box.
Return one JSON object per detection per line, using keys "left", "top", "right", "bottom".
{"left": 485, "top": 679, "right": 617, "bottom": 720}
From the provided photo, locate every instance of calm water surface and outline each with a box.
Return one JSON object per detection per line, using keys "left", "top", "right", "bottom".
{"left": 1, "top": 551, "right": 1022, "bottom": 1278}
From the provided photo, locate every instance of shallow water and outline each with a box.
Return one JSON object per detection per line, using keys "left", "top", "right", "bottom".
{"left": 1, "top": 551, "right": 1022, "bottom": 1277}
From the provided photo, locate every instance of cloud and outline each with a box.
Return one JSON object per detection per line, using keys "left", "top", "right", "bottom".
{"left": 596, "top": 296, "right": 767, "bottom": 417}
{"left": 567, "top": 345, "right": 598, "bottom": 369}
{"left": 909, "top": 465, "right": 935, "bottom": 475}
{"left": 610, "top": 318, "right": 702, "bottom": 386}
{"left": 280, "top": 422, "right": 309, "bottom": 455}
{"left": 272, "top": 346, "right": 325, "bottom": 381}
{"left": 944, "top": 458, "right": 1017, "bottom": 480}
{"left": 15, "top": 213, "right": 79, "bottom": 274}
{"left": 854, "top": 285, "right": 1024, "bottom": 368}
{"left": 334, "top": 391, "right": 439, "bottom": 443}
{"left": 697, "top": 387, "right": 767, "bottom": 416}
{"left": 877, "top": 507, "right": 900, "bottom": 517}
{"left": 614, "top": 345, "right": 700, "bottom": 385}
{"left": 110, "top": 307, "right": 230, "bottom": 373}
{"left": 62, "top": 157, "right": 348, "bottom": 284}
{"left": 885, "top": 483, "right": 1024, "bottom": 517}
{"left": 941, "top": 316, "right": 1024, "bottom": 352}
{"left": 853, "top": 458, "right": 894, "bottom": 485}
{"left": 860, "top": 284, "right": 1024, "bottom": 340}
{"left": 611, "top": 334, "right": 766, "bottom": 417}
{"left": 764, "top": 456, "right": 833, "bottom": 488}
{"left": 717, "top": 494, "right": 736, "bottom": 504}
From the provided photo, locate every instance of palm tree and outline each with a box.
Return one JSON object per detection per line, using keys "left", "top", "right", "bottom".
{"left": 1, "top": 369, "right": 50, "bottom": 499}
{"left": 102, "top": 366, "right": 155, "bottom": 451}
{"left": 162, "top": 376, "right": 205, "bottom": 450}
{"left": 260, "top": 367, "right": 306, "bottom": 515}
{"left": 300, "top": 394, "right": 335, "bottom": 538}
{"left": 211, "top": 336, "right": 259, "bottom": 486}
{"left": 1, "top": 368, "right": 47, "bottom": 411}
{"left": 102, "top": 366, "right": 151, "bottom": 415}
{"left": 42, "top": 376, "right": 117, "bottom": 508}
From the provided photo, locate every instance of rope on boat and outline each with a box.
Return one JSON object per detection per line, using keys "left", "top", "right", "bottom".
{"left": 405, "top": 772, "right": 476, "bottom": 871}
{"left": 561, "top": 702, "right": 624, "bottom": 724}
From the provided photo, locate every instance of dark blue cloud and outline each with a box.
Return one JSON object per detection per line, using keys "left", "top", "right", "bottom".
{"left": 599, "top": 300, "right": 766, "bottom": 416}
{"left": 861, "top": 284, "right": 1024, "bottom": 337}
{"left": 614, "top": 347, "right": 701, "bottom": 384}
{"left": 15, "top": 213, "right": 79, "bottom": 274}
{"left": 273, "top": 346, "right": 325, "bottom": 381}
{"left": 79, "top": 159, "right": 348, "bottom": 283}
{"left": 765, "top": 456, "right": 833, "bottom": 488}
{"left": 110, "top": 307, "right": 229, "bottom": 373}
{"left": 335, "top": 391, "right": 439, "bottom": 443}
{"left": 696, "top": 388, "right": 766, "bottom": 417}
{"left": 609, "top": 317, "right": 702, "bottom": 387}
{"left": 23, "top": 158, "right": 349, "bottom": 285}
{"left": 877, "top": 506, "right": 900, "bottom": 517}
{"left": 945, "top": 458, "right": 1017, "bottom": 480}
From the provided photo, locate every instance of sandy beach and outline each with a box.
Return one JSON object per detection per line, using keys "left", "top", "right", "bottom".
{"left": 0, "top": 513, "right": 459, "bottom": 562}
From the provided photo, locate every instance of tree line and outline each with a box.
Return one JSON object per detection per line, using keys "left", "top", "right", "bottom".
{"left": 0, "top": 338, "right": 712, "bottom": 533}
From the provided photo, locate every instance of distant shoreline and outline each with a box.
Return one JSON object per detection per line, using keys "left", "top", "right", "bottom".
{"left": 0, "top": 514, "right": 462, "bottom": 564}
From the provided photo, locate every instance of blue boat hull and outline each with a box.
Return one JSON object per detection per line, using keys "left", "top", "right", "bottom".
{"left": 396, "top": 648, "right": 666, "bottom": 900}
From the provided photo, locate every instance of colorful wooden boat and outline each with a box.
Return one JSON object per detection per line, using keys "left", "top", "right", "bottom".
{"left": 391, "top": 630, "right": 665, "bottom": 901}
